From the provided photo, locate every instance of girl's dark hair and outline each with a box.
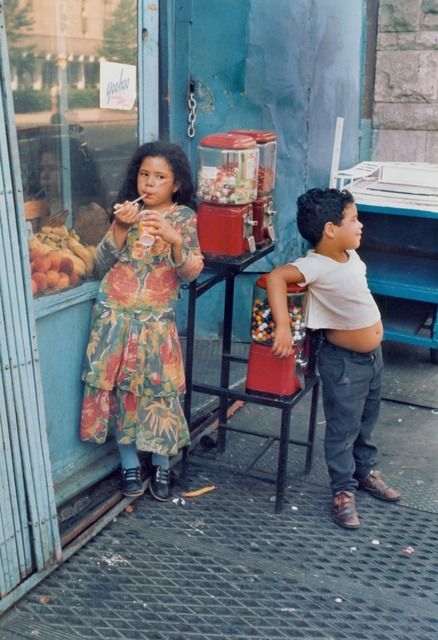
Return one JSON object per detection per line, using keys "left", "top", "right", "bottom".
{"left": 296, "top": 188, "right": 355, "bottom": 246}
{"left": 116, "top": 141, "right": 195, "bottom": 209}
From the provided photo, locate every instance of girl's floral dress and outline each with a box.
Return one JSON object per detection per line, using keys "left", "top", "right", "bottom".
{"left": 80, "top": 204, "right": 204, "bottom": 455}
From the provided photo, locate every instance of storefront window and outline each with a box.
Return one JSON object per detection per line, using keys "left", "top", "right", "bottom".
{"left": 5, "top": 0, "right": 139, "bottom": 297}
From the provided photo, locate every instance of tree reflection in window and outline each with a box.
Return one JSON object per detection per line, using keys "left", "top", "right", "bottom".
{"left": 99, "top": 0, "right": 137, "bottom": 65}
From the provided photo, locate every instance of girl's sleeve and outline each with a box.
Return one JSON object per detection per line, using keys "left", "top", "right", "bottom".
{"left": 169, "top": 208, "right": 204, "bottom": 282}
{"left": 94, "top": 223, "right": 130, "bottom": 277}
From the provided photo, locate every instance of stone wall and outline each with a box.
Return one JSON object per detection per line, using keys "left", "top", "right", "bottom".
{"left": 372, "top": 0, "right": 438, "bottom": 162}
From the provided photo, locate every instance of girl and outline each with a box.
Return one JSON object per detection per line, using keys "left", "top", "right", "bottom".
{"left": 80, "top": 142, "right": 204, "bottom": 501}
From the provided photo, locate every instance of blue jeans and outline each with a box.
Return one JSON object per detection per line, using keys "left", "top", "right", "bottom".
{"left": 318, "top": 340, "right": 383, "bottom": 495}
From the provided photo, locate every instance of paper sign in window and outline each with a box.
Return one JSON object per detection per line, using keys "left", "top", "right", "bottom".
{"left": 99, "top": 61, "right": 137, "bottom": 110}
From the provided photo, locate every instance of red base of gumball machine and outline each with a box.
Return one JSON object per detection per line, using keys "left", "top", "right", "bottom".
{"left": 245, "top": 342, "right": 302, "bottom": 397}
{"left": 197, "top": 203, "right": 253, "bottom": 257}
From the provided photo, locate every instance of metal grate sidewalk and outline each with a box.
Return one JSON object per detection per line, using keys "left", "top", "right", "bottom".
{"left": 0, "top": 461, "right": 437, "bottom": 640}
{"left": 0, "top": 339, "right": 437, "bottom": 639}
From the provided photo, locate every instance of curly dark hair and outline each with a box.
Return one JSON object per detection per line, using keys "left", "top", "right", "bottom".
{"left": 116, "top": 141, "right": 195, "bottom": 209}
{"left": 296, "top": 187, "right": 355, "bottom": 246}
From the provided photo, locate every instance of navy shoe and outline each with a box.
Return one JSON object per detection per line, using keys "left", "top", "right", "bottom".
{"left": 149, "top": 466, "right": 171, "bottom": 502}
{"left": 120, "top": 467, "right": 144, "bottom": 497}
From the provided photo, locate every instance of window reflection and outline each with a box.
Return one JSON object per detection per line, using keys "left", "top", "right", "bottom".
{"left": 5, "top": 0, "right": 139, "bottom": 297}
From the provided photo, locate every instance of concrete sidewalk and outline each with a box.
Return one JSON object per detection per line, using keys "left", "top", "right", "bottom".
{"left": 0, "top": 340, "right": 437, "bottom": 639}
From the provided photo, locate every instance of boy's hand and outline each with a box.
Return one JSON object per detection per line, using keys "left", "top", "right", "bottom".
{"left": 271, "top": 325, "right": 293, "bottom": 358}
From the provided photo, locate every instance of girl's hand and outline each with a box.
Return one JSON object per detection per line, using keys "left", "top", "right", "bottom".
{"left": 271, "top": 325, "right": 293, "bottom": 358}
{"left": 113, "top": 201, "right": 140, "bottom": 228}
{"left": 142, "top": 212, "right": 183, "bottom": 247}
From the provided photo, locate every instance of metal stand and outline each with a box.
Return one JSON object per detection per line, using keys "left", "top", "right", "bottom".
{"left": 182, "top": 244, "right": 320, "bottom": 512}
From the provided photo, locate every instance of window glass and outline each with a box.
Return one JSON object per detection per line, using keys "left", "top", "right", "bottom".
{"left": 5, "top": 0, "right": 139, "bottom": 297}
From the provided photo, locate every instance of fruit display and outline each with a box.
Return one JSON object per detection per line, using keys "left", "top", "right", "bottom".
{"left": 28, "top": 224, "right": 96, "bottom": 297}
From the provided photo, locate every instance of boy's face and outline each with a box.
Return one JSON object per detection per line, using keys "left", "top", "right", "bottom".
{"left": 334, "top": 202, "right": 363, "bottom": 250}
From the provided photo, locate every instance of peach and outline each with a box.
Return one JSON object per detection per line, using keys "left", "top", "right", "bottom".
{"left": 57, "top": 273, "right": 70, "bottom": 289}
{"left": 69, "top": 271, "right": 80, "bottom": 286}
{"left": 32, "top": 255, "right": 51, "bottom": 273}
{"left": 32, "top": 272, "right": 48, "bottom": 290}
{"left": 46, "top": 270, "right": 60, "bottom": 288}
{"left": 59, "top": 256, "right": 74, "bottom": 275}
{"left": 30, "top": 247, "right": 50, "bottom": 260}
{"left": 49, "top": 252, "right": 61, "bottom": 271}
{"left": 31, "top": 278, "right": 38, "bottom": 296}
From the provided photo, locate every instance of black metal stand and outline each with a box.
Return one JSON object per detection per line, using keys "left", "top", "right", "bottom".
{"left": 182, "top": 244, "right": 320, "bottom": 512}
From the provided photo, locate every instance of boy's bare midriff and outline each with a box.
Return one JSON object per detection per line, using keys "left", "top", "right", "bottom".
{"left": 324, "top": 320, "right": 383, "bottom": 353}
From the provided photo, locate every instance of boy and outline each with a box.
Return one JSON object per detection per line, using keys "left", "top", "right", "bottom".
{"left": 266, "top": 188, "right": 400, "bottom": 529}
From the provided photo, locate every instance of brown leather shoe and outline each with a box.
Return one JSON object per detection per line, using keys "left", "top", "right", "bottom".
{"left": 332, "top": 491, "right": 360, "bottom": 529}
{"left": 356, "top": 470, "right": 401, "bottom": 502}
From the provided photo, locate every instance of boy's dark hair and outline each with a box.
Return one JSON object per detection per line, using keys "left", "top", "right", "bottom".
{"left": 116, "top": 141, "right": 196, "bottom": 209}
{"left": 296, "top": 188, "right": 354, "bottom": 246}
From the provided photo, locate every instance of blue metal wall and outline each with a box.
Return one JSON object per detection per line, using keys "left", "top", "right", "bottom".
{"left": 307, "top": 1, "right": 365, "bottom": 187}
{"left": 35, "top": 300, "right": 117, "bottom": 504}
{"left": 170, "top": 0, "right": 366, "bottom": 339}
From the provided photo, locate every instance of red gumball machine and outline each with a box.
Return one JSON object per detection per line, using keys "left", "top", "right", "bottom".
{"left": 246, "top": 274, "right": 308, "bottom": 397}
{"left": 196, "top": 133, "right": 259, "bottom": 257}
{"left": 228, "top": 129, "right": 277, "bottom": 246}
{"left": 196, "top": 202, "right": 257, "bottom": 256}
{"left": 252, "top": 194, "right": 275, "bottom": 246}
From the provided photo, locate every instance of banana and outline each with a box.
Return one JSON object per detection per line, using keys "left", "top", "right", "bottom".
{"left": 58, "top": 249, "right": 87, "bottom": 278}
{"left": 29, "top": 237, "right": 50, "bottom": 253}
{"left": 40, "top": 238, "right": 58, "bottom": 249}
{"left": 41, "top": 225, "right": 69, "bottom": 238}
{"left": 40, "top": 233, "right": 62, "bottom": 244}
{"left": 67, "top": 238, "right": 94, "bottom": 274}
{"left": 70, "top": 255, "right": 87, "bottom": 278}
{"left": 69, "top": 229, "right": 81, "bottom": 242}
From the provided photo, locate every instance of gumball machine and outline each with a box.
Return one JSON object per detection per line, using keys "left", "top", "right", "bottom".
{"left": 246, "top": 274, "right": 308, "bottom": 397}
{"left": 252, "top": 195, "right": 276, "bottom": 246}
{"left": 228, "top": 130, "right": 277, "bottom": 246}
{"left": 196, "top": 133, "right": 259, "bottom": 257}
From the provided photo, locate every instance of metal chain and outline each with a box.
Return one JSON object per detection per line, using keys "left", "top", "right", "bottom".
{"left": 187, "top": 80, "right": 197, "bottom": 138}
